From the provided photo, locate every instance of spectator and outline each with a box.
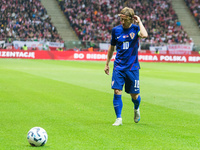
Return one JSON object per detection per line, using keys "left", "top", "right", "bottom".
{"left": 184, "top": 0, "right": 200, "bottom": 28}
{"left": 22, "top": 44, "right": 28, "bottom": 50}
{"left": 58, "top": 0, "right": 192, "bottom": 45}
{"left": 0, "top": 0, "right": 63, "bottom": 42}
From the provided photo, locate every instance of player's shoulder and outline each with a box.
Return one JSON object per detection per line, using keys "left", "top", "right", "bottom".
{"left": 112, "top": 25, "right": 123, "bottom": 31}
{"left": 130, "top": 24, "right": 139, "bottom": 30}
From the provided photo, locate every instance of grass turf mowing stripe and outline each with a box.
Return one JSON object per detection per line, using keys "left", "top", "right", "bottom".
{"left": 0, "top": 59, "right": 200, "bottom": 149}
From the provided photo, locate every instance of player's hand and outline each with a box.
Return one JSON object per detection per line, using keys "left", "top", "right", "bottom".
{"left": 133, "top": 15, "right": 141, "bottom": 24}
{"left": 104, "top": 65, "right": 110, "bottom": 75}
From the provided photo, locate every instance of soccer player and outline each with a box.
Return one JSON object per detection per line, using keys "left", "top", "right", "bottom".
{"left": 104, "top": 7, "right": 148, "bottom": 126}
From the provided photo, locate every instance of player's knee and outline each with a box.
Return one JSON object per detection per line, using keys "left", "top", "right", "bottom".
{"left": 131, "top": 93, "right": 139, "bottom": 100}
{"left": 114, "top": 89, "right": 122, "bottom": 95}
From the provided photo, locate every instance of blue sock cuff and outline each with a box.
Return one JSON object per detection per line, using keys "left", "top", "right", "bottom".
{"left": 114, "top": 94, "right": 121, "bottom": 100}
{"left": 132, "top": 95, "right": 141, "bottom": 109}
{"left": 132, "top": 95, "right": 141, "bottom": 101}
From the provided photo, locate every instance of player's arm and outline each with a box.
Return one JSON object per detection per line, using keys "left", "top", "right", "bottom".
{"left": 133, "top": 15, "right": 148, "bottom": 38}
{"left": 104, "top": 45, "right": 115, "bottom": 75}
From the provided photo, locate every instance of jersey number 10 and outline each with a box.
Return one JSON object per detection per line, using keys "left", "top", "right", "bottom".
{"left": 123, "top": 42, "right": 129, "bottom": 50}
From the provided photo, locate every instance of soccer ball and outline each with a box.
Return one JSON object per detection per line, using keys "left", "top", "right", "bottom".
{"left": 27, "top": 127, "right": 48, "bottom": 147}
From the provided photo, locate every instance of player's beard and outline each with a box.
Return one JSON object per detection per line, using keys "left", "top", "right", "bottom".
{"left": 122, "top": 23, "right": 132, "bottom": 29}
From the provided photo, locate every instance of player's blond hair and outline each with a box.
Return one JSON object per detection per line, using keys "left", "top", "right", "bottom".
{"left": 118, "top": 7, "right": 135, "bottom": 21}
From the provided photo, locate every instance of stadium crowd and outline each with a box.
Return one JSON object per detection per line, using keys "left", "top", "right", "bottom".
{"left": 185, "top": 0, "right": 200, "bottom": 28}
{"left": 58, "top": 0, "right": 192, "bottom": 45}
{"left": 0, "top": 0, "right": 63, "bottom": 43}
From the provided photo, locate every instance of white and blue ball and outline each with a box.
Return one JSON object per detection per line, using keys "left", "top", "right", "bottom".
{"left": 27, "top": 127, "right": 48, "bottom": 147}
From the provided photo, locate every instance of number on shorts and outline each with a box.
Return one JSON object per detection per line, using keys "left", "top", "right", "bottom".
{"left": 134, "top": 80, "right": 139, "bottom": 88}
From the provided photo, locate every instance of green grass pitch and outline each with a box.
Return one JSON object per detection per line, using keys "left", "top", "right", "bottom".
{"left": 0, "top": 59, "right": 200, "bottom": 150}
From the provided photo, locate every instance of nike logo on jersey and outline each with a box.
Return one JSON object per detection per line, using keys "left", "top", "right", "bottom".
{"left": 117, "top": 35, "right": 122, "bottom": 39}
{"left": 135, "top": 89, "right": 139, "bottom": 91}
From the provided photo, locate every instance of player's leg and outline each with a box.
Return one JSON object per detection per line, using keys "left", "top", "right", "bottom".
{"left": 125, "top": 69, "right": 141, "bottom": 123}
{"left": 111, "top": 70, "right": 125, "bottom": 126}
{"left": 112, "top": 89, "right": 123, "bottom": 126}
{"left": 131, "top": 94, "right": 141, "bottom": 110}
{"left": 131, "top": 93, "right": 141, "bottom": 123}
{"left": 113, "top": 89, "right": 123, "bottom": 119}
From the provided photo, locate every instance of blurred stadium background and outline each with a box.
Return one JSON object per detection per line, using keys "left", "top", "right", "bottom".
{"left": 0, "top": 1, "right": 200, "bottom": 149}
{"left": 0, "top": 0, "right": 200, "bottom": 62}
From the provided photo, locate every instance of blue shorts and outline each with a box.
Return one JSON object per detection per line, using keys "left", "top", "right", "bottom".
{"left": 111, "top": 69, "right": 140, "bottom": 94}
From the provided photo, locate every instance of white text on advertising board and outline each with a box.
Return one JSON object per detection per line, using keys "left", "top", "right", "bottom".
{"left": 0, "top": 51, "right": 35, "bottom": 58}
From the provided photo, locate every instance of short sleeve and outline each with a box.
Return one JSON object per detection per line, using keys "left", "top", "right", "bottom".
{"left": 110, "top": 28, "right": 116, "bottom": 46}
